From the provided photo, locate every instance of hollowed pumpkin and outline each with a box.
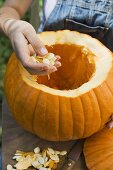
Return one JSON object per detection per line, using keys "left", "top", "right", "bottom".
{"left": 4, "top": 30, "right": 113, "bottom": 141}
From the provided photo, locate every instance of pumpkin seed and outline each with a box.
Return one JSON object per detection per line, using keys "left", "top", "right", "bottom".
{"left": 47, "top": 148, "right": 55, "bottom": 155}
{"left": 50, "top": 154, "right": 59, "bottom": 162}
{"left": 60, "top": 151, "right": 67, "bottom": 156}
{"left": 34, "top": 147, "right": 40, "bottom": 154}
{"left": 7, "top": 164, "right": 13, "bottom": 170}
{"left": 38, "top": 157, "right": 45, "bottom": 164}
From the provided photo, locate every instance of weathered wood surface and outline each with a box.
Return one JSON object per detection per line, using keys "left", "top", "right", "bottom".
{"left": 2, "top": 99, "right": 88, "bottom": 170}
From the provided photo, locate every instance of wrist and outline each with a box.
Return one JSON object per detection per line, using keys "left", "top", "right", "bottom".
{"left": 0, "top": 7, "right": 20, "bottom": 35}
{"left": 1, "top": 18, "right": 18, "bottom": 36}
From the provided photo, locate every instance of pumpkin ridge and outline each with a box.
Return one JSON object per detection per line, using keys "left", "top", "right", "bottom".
{"left": 105, "top": 81, "right": 113, "bottom": 94}
{"left": 54, "top": 96, "right": 60, "bottom": 141}
{"left": 90, "top": 153, "right": 113, "bottom": 170}
{"left": 19, "top": 87, "right": 34, "bottom": 131}
{"left": 32, "top": 90, "right": 41, "bottom": 134}
{"left": 5, "top": 67, "right": 20, "bottom": 110}
{"left": 13, "top": 82, "right": 30, "bottom": 122}
{"left": 85, "top": 145, "right": 113, "bottom": 155}
{"left": 79, "top": 96, "right": 85, "bottom": 138}
{"left": 58, "top": 96, "right": 60, "bottom": 141}
{"left": 88, "top": 91, "right": 101, "bottom": 133}
{"left": 44, "top": 92, "right": 49, "bottom": 139}
{"left": 13, "top": 81, "right": 24, "bottom": 118}
{"left": 105, "top": 81, "right": 113, "bottom": 95}
{"left": 93, "top": 89, "right": 103, "bottom": 128}
{"left": 92, "top": 90, "right": 101, "bottom": 130}
{"left": 5, "top": 55, "right": 18, "bottom": 78}
{"left": 5, "top": 65, "right": 18, "bottom": 82}
{"left": 4, "top": 57, "right": 19, "bottom": 88}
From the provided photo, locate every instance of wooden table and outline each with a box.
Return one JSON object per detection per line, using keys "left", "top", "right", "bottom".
{"left": 2, "top": 99, "right": 88, "bottom": 170}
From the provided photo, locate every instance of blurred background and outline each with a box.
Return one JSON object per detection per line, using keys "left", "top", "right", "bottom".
{"left": 0, "top": 0, "right": 43, "bottom": 157}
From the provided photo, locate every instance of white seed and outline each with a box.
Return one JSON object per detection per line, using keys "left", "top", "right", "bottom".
{"left": 34, "top": 147, "right": 40, "bottom": 154}
{"left": 82, "top": 48, "right": 88, "bottom": 55}
{"left": 13, "top": 155, "right": 21, "bottom": 160}
{"left": 50, "top": 60, "right": 55, "bottom": 66}
{"left": 13, "top": 156, "right": 24, "bottom": 162}
{"left": 54, "top": 151, "right": 60, "bottom": 155}
{"left": 14, "top": 153, "right": 22, "bottom": 156}
{"left": 38, "top": 157, "right": 45, "bottom": 164}
{"left": 7, "top": 164, "right": 13, "bottom": 170}
{"left": 33, "top": 53, "right": 37, "bottom": 58}
{"left": 48, "top": 148, "right": 55, "bottom": 155}
{"left": 34, "top": 153, "right": 42, "bottom": 160}
{"left": 42, "top": 150, "right": 47, "bottom": 159}
{"left": 14, "top": 156, "right": 32, "bottom": 169}
{"left": 43, "top": 58, "right": 50, "bottom": 65}
{"left": 52, "top": 56, "right": 57, "bottom": 62}
{"left": 36, "top": 164, "right": 43, "bottom": 169}
{"left": 46, "top": 53, "right": 55, "bottom": 60}
{"left": 50, "top": 154, "right": 59, "bottom": 162}
{"left": 39, "top": 167, "right": 48, "bottom": 170}
{"left": 32, "top": 161, "right": 40, "bottom": 168}
{"left": 44, "top": 159, "right": 51, "bottom": 167}
{"left": 45, "top": 157, "right": 48, "bottom": 162}
{"left": 60, "top": 151, "right": 67, "bottom": 156}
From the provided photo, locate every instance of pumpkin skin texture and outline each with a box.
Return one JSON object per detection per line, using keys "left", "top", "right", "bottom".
{"left": 83, "top": 127, "right": 113, "bottom": 170}
{"left": 4, "top": 30, "right": 113, "bottom": 141}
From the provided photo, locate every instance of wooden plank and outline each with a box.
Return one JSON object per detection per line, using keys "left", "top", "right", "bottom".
{"left": 2, "top": 99, "right": 88, "bottom": 170}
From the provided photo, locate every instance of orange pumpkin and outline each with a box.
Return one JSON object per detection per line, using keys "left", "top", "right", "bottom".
{"left": 4, "top": 30, "right": 113, "bottom": 141}
{"left": 84, "top": 127, "right": 113, "bottom": 170}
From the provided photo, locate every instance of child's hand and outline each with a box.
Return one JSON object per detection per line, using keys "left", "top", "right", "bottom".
{"left": 4, "top": 19, "right": 61, "bottom": 75}
{"left": 106, "top": 115, "right": 113, "bottom": 129}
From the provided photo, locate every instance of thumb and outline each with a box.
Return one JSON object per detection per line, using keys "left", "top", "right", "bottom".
{"left": 24, "top": 27, "right": 48, "bottom": 56}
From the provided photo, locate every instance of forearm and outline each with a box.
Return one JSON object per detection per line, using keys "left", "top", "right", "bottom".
{"left": 0, "top": 0, "right": 33, "bottom": 34}
{"left": 0, "top": 7, "right": 20, "bottom": 34}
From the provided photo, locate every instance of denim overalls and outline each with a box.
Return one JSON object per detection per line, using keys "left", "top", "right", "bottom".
{"left": 41, "top": 0, "right": 113, "bottom": 52}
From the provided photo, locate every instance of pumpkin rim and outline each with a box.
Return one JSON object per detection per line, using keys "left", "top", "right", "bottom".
{"left": 19, "top": 30, "right": 113, "bottom": 97}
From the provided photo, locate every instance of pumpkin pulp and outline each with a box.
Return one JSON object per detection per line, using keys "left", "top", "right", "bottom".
{"left": 37, "top": 44, "right": 96, "bottom": 90}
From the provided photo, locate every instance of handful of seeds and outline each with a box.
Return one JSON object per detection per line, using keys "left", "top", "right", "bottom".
{"left": 32, "top": 53, "right": 57, "bottom": 66}
{"left": 28, "top": 53, "right": 57, "bottom": 81}
{"left": 7, "top": 147, "right": 67, "bottom": 170}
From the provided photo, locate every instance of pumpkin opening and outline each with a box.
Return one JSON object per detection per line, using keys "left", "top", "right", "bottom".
{"left": 19, "top": 31, "right": 112, "bottom": 98}
{"left": 36, "top": 44, "right": 96, "bottom": 90}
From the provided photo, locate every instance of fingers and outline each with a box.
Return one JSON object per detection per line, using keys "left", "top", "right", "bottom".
{"left": 12, "top": 33, "right": 58, "bottom": 75}
{"left": 23, "top": 26, "right": 48, "bottom": 56}
{"left": 55, "top": 55, "right": 61, "bottom": 61}
{"left": 53, "top": 55, "right": 61, "bottom": 68}
{"left": 28, "top": 44, "right": 35, "bottom": 56}
{"left": 107, "top": 120, "right": 113, "bottom": 129}
{"left": 28, "top": 64, "right": 57, "bottom": 75}
{"left": 54, "top": 61, "right": 62, "bottom": 67}
{"left": 106, "top": 114, "right": 113, "bottom": 129}
{"left": 26, "top": 59, "right": 57, "bottom": 75}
